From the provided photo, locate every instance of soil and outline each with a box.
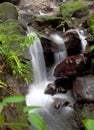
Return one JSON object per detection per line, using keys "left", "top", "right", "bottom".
{"left": 72, "top": 101, "right": 94, "bottom": 129}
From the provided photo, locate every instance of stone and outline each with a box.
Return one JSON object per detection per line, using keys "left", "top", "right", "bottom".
{"left": 54, "top": 98, "right": 69, "bottom": 109}
{"left": 44, "top": 83, "right": 56, "bottom": 95}
{"left": 54, "top": 54, "right": 87, "bottom": 78}
{"left": 63, "top": 29, "right": 82, "bottom": 56}
{"left": 73, "top": 75, "right": 94, "bottom": 101}
{"left": 41, "top": 37, "right": 54, "bottom": 67}
{"left": 54, "top": 77, "right": 73, "bottom": 91}
{"left": 0, "top": 2, "right": 18, "bottom": 21}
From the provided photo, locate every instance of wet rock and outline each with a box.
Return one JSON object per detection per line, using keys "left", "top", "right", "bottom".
{"left": 54, "top": 98, "right": 69, "bottom": 109}
{"left": 41, "top": 37, "right": 55, "bottom": 67}
{"left": 63, "top": 29, "right": 82, "bottom": 56}
{"left": 73, "top": 75, "right": 94, "bottom": 101}
{"left": 72, "top": 9, "right": 88, "bottom": 19}
{"left": 54, "top": 77, "right": 73, "bottom": 92}
{"left": 54, "top": 54, "right": 87, "bottom": 78}
{"left": 44, "top": 83, "right": 56, "bottom": 95}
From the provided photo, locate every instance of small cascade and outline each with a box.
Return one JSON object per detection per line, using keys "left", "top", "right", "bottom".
{"left": 76, "top": 28, "right": 88, "bottom": 53}
{"left": 29, "top": 35, "right": 47, "bottom": 84}
{"left": 26, "top": 28, "right": 88, "bottom": 130}
{"left": 26, "top": 32, "right": 54, "bottom": 107}
{"left": 47, "top": 33, "right": 68, "bottom": 81}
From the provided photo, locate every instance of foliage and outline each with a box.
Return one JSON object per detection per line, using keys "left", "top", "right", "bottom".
{"left": 0, "top": 21, "right": 35, "bottom": 83}
{"left": 60, "top": 1, "right": 88, "bottom": 21}
{"left": 35, "top": 16, "right": 61, "bottom": 22}
{"left": 82, "top": 119, "right": 94, "bottom": 130}
{"left": 0, "top": 94, "right": 46, "bottom": 130}
{"left": 60, "top": 1, "right": 87, "bottom": 17}
{"left": 88, "top": 12, "right": 94, "bottom": 35}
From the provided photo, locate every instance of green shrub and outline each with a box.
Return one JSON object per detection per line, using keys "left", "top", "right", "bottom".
{"left": 0, "top": 20, "right": 35, "bottom": 83}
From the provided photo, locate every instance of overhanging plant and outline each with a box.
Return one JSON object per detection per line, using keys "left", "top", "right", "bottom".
{"left": 0, "top": 20, "right": 35, "bottom": 83}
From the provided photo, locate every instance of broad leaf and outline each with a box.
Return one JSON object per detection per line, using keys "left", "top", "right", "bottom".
{"left": 24, "top": 106, "right": 42, "bottom": 113}
{"left": 82, "top": 119, "right": 94, "bottom": 130}
{"left": 3, "top": 94, "right": 25, "bottom": 104}
{"left": 28, "top": 113, "right": 46, "bottom": 130}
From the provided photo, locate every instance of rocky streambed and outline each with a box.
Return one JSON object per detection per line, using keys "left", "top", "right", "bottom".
{"left": 1, "top": 0, "right": 94, "bottom": 130}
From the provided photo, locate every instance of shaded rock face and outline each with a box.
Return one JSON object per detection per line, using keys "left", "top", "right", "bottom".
{"left": 72, "top": 9, "right": 89, "bottom": 18}
{"left": 54, "top": 54, "right": 87, "bottom": 78}
{"left": 0, "top": 0, "right": 20, "bottom": 5}
{"left": 63, "top": 30, "right": 82, "bottom": 56}
{"left": 54, "top": 77, "right": 73, "bottom": 91}
{"left": 41, "top": 37, "right": 55, "bottom": 67}
{"left": 73, "top": 75, "right": 94, "bottom": 101}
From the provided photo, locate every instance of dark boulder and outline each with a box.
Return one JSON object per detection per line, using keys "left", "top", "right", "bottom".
{"left": 73, "top": 75, "right": 94, "bottom": 101}
{"left": 41, "top": 37, "right": 55, "bottom": 67}
{"left": 63, "top": 29, "right": 84, "bottom": 56}
{"left": 54, "top": 77, "right": 73, "bottom": 92}
{"left": 54, "top": 54, "right": 88, "bottom": 78}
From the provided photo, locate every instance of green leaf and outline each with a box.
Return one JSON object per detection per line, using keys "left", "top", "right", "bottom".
{"left": 0, "top": 80, "right": 7, "bottom": 87}
{"left": 24, "top": 106, "right": 42, "bottom": 113}
{"left": 0, "top": 103, "right": 5, "bottom": 113}
{"left": 28, "top": 113, "right": 46, "bottom": 130}
{"left": 0, "top": 115, "right": 4, "bottom": 126}
{"left": 3, "top": 94, "right": 25, "bottom": 104}
{"left": 82, "top": 119, "right": 94, "bottom": 130}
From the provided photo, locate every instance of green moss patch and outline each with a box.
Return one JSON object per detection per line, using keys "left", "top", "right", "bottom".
{"left": 60, "top": 1, "right": 88, "bottom": 19}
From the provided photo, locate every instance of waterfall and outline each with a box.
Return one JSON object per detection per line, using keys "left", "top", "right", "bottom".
{"left": 29, "top": 35, "right": 47, "bottom": 84}
{"left": 76, "top": 28, "right": 88, "bottom": 53}
{"left": 25, "top": 29, "right": 87, "bottom": 130}
{"left": 26, "top": 32, "right": 54, "bottom": 107}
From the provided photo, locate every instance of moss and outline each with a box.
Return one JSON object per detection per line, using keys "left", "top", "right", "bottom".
{"left": 60, "top": 1, "right": 88, "bottom": 19}
{"left": 0, "top": 2, "right": 18, "bottom": 21}
{"left": 35, "top": 16, "right": 61, "bottom": 22}
{"left": 88, "top": 12, "right": 94, "bottom": 35}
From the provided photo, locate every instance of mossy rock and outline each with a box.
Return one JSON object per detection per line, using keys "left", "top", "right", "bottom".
{"left": 60, "top": 1, "right": 88, "bottom": 19}
{"left": 87, "top": 12, "right": 94, "bottom": 35}
{"left": 0, "top": 2, "right": 18, "bottom": 21}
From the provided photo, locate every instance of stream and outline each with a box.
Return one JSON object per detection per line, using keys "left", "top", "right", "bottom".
{"left": 26, "top": 28, "right": 87, "bottom": 130}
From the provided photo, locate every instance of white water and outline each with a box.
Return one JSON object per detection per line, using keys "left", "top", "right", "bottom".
{"left": 26, "top": 30, "right": 87, "bottom": 130}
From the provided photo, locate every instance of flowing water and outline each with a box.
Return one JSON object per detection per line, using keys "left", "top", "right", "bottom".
{"left": 26, "top": 29, "right": 87, "bottom": 130}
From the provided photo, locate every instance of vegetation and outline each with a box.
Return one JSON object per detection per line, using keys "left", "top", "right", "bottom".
{"left": 60, "top": 1, "right": 88, "bottom": 19}
{"left": 88, "top": 12, "right": 94, "bottom": 35}
{"left": 0, "top": 21, "right": 46, "bottom": 130}
{"left": 0, "top": 94, "right": 46, "bottom": 130}
{"left": 0, "top": 20, "right": 34, "bottom": 83}
{"left": 83, "top": 119, "right": 94, "bottom": 130}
